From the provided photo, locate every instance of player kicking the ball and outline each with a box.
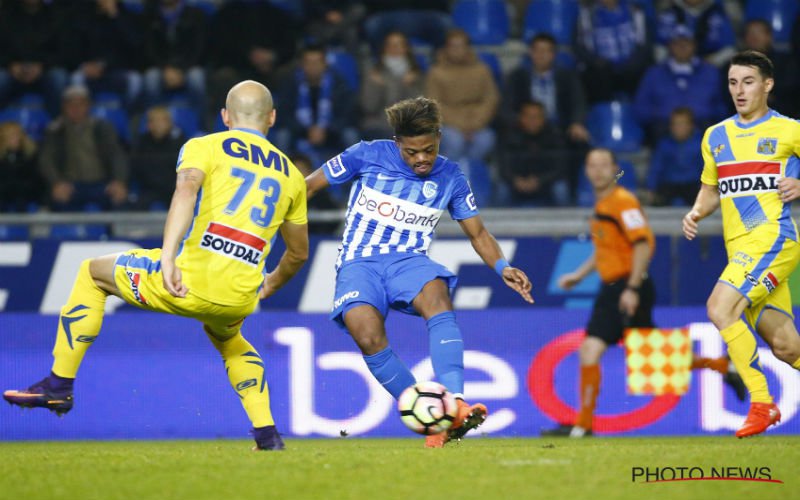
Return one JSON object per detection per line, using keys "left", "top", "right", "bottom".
{"left": 683, "top": 50, "right": 800, "bottom": 437}
{"left": 4, "top": 81, "right": 309, "bottom": 451}
{"left": 306, "top": 96, "right": 534, "bottom": 448}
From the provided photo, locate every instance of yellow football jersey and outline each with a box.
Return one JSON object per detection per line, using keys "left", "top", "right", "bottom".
{"left": 700, "top": 110, "right": 800, "bottom": 243}
{"left": 175, "top": 127, "right": 307, "bottom": 305}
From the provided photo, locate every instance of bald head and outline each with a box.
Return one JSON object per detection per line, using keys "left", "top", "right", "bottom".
{"left": 224, "top": 80, "right": 274, "bottom": 131}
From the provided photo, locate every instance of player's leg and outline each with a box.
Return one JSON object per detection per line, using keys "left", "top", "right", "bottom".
{"left": 203, "top": 320, "right": 284, "bottom": 451}
{"left": 3, "top": 253, "right": 120, "bottom": 413}
{"left": 690, "top": 354, "right": 747, "bottom": 401}
{"left": 756, "top": 307, "right": 800, "bottom": 367}
{"left": 343, "top": 304, "right": 416, "bottom": 400}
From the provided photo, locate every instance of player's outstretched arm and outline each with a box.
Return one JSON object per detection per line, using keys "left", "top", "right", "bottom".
{"left": 558, "top": 252, "right": 595, "bottom": 290}
{"left": 305, "top": 167, "right": 330, "bottom": 199}
{"left": 260, "top": 221, "right": 309, "bottom": 300}
{"left": 162, "top": 168, "right": 205, "bottom": 297}
{"left": 457, "top": 215, "right": 534, "bottom": 304}
{"left": 682, "top": 183, "right": 720, "bottom": 240}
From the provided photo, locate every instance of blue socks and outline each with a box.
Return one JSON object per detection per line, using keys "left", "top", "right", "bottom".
{"left": 363, "top": 347, "right": 416, "bottom": 399}
{"left": 427, "top": 311, "right": 464, "bottom": 395}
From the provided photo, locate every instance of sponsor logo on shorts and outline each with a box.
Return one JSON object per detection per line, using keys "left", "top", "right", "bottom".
{"left": 716, "top": 161, "right": 780, "bottom": 199}
{"left": 333, "top": 290, "right": 360, "bottom": 309}
{"left": 125, "top": 270, "right": 148, "bottom": 305}
{"left": 745, "top": 272, "right": 759, "bottom": 287}
{"left": 762, "top": 272, "right": 778, "bottom": 293}
{"left": 200, "top": 222, "right": 265, "bottom": 267}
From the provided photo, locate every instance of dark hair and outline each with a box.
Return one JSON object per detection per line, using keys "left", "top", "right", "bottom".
{"left": 519, "top": 100, "right": 546, "bottom": 112}
{"left": 671, "top": 106, "right": 695, "bottom": 122}
{"left": 587, "top": 147, "right": 617, "bottom": 166}
{"left": 385, "top": 96, "right": 441, "bottom": 137}
{"left": 530, "top": 33, "right": 557, "bottom": 48}
{"left": 745, "top": 18, "right": 773, "bottom": 35}
{"left": 730, "top": 50, "right": 774, "bottom": 79}
{"left": 301, "top": 43, "right": 327, "bottom": 57}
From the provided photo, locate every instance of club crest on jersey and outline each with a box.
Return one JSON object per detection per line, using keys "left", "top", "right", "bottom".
{"left": 716, "top": 161, "right": 780, "bottom": 198}
{"left": 125, "top": 270, "right": 148, "bottom": 305}
{"left": 762, "top": 272, "right": 779, "bottom": 293}
{"left": 756, "top": 138, "right": 777, "bottom": 155}
{"left": 712, "top": 144, "right": 725, "bottom": 158}
{"left": 200, "top": 222, "right": 265, "bottom": 267}
{"left": 422, "top": 180, "right": 438, "bottom": 199}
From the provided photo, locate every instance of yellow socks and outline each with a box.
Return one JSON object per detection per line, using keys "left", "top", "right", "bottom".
{"left": 51, "top": 260, "right": 107, "bottom": 378}
{"left": 793, "top": 357, "right": 800, "bottom": 370}
{"left": 207, "top": 330, "right": 274, "bottom": 428}
{"left": 720, "top": 320, "right": 772, "bottom": 404}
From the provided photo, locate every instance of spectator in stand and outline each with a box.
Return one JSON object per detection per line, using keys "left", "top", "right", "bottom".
{"left": 63, "top": 0, "right": 143, "bottom": 109}
{"left": 142, "top": 0, "right": 207, "bottom": 112}
{"left": 290, "top": 153, "right": 341, "bottom": 234}
{"left": 38, "top": 85, "right": 128, "bottom": 211}
{"left": 275, "top": 44, "right": 357, "bottom": 168}
{"left": 361, "top": 31, "right": 424, "bottom": 140}
{"left": 575, "top": 0, "right": 651, "bottom": 103}
{"left": 634, "top": 25, "right": 725, "bottom": 144}
{"left": 425, "top": 29, "right": 499, "bottom": 164}
{"left": 742, "top": 19, "right": 798, "bottom": 118}
{"left": 129, "top": 106, "right": 186, "bottom": 210}
{"left": 362, "top": 0, "right": 452, "bottom": 52}
{"left": 656, "top": 0, "right": 736, "bottom": 68}
{"left": 644, "top": 107, "right": 702, "bottom": 206}
{"left": 0, "top": 121, "right": 44, "bottom": 212}
{"left": 302, "top": 1, "right": 366, "bottom": 52}
{"left": 206, "top": 0, "right": 296, "bottom": 128}
{"left": 0, "top": 0, "right": 68, "bottom": 116}
{"left": 498, "top": 101, "right": 570, "bottom": 206}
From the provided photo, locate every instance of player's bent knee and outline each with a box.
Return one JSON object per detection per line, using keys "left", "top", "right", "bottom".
{"left": 706, "top": 300, "right": 737, "bottom": 330}
{"left": 351, "top": 332, "right": 388, "bottom": 355}
{"left": 770, "top": 336, "right": 800, "bottom": 364}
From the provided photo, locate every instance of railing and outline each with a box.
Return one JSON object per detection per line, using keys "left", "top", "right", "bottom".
{"left": 0, "top": 206, "right": 746, "bottom": 239}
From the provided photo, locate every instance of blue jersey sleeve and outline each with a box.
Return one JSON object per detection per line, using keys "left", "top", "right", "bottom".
{"left": 322, "top": 141, "right": 369, "bottom": 185}
{"left": 448, "top": 169, "right": 479, "bottom": 220}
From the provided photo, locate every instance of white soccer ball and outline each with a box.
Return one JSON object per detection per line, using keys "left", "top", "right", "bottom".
{"left": 397, "top": 381, "right": 458, "bottom": 435}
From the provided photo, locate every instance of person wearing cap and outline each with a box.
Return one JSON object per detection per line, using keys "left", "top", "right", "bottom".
{"left": 38, "top": 84, "right": 129, "bottom": 211}
{"left": 633, "top": 24, "right": 726, "bottom": 145}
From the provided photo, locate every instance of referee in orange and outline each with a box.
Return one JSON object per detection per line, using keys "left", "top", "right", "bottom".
{"left": 541, "top": 148, "right": 742, "bottom": 437}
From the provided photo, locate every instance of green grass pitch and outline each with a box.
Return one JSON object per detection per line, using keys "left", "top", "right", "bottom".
{"left": 0, "top": 436, "right": 797, "bottom": 500}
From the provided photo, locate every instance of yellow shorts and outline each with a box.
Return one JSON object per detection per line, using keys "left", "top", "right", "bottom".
{"left": 113, "top": 248, "right": 258, "bottom": 339}
{"left": 719, "top": 231, "right": 800, "bottom": 328}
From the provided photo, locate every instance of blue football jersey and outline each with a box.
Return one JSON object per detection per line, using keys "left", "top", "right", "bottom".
{"left": 322, "top": 140, "right": 479, "bottom": 267}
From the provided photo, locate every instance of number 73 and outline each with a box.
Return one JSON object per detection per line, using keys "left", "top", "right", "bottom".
{"left": 224, "top": 167, "right": 281, "bottom": 227}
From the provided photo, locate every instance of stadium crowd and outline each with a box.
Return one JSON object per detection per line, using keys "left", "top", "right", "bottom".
{"left": 1, "top": 0, "right": 799, "bottom": 218}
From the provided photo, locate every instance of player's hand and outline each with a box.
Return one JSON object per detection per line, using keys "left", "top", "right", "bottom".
{"left": 619, "top": 288, "right": 639, "bottom": 317}
{"left": 259, "top": 273, "right": 279, "bottom": 300}
{"left": 557, "top": 272, "right": 581, "bottom": 290}
{"left": 777, "top": 177, "right": 800, "bottom": 203}
{"left": 682, "top": 209, "right": 701, "bottom": 240}
{"left": 501, "top": 267, "right": 534, "bottom": 304}
{"left": 162, "top": 259, "right": 188, "bottom": 298}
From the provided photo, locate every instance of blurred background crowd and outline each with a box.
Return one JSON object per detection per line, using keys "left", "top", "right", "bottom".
{"left": 0, "top": 0, "right": 798, "bottom": 219}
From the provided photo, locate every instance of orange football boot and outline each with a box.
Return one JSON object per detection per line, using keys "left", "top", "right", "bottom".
{"left": 735, "top": 402, "right": 781, "bottom": 438}
{"left": 424, "top": 399, "right": 488, "bottom": 448}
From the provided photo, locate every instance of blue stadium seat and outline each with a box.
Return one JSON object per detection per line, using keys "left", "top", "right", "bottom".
{"left": 49, "top": 224, "right": 109, "bottom": 240}
{"left": 0, "top": 225, "right": 29, "bottom": 241}
{"left": 0, "top": 108, "right": 51, "bottom": 141}
{"left": 523, "top": 0, "right": 579, "bottom": 45}
{"left": 120, "top": 0, "right": 143, "bottom": 14}
{"left": 91, "top": 106, "right": 130, "bottom": 143}
{"left": 326, "top": 50, "right": 360, "bottom": 91}
{"left": 213, "top": 113, "right": 226, "bottom": 133}
{"left": 15, "top": 92, "right": 46, "bottom": 110}
{"left": 586, "top": 100, "right": 644, "bottom": 153}
{"left": 186, "top": 0, "right": 217, "bottom": 17}
{"left": 168, "top": 106, "right": 201, "bottom": 138}
{"left": 477, "top": 52, "right": 503, "bottom": 88}
{"left": 745, "top": 0, "right": 799, "bottom": 45}
{"left": 575, "top": 159, "right": 638, "bottom": 207}
{"left": 93, "top": 91, "right": 124, "bottom": 108}
{"left": 452, "top": 0, "right": 510, "bottom": 45}
{"left": 414, "top": 53, "right": 430, "bottom": 72}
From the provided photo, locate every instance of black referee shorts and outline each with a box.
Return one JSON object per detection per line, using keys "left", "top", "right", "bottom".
{"left": 586, "top": 276, "right": 655, "bottom": 345}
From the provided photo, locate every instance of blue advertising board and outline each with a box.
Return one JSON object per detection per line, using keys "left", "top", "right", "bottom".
{"left": 2, "top": 308, "right": 798, "bottom": 441}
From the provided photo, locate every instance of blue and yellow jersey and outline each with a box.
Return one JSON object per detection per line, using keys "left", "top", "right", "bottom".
{"left": 700, "top": 110, "right": 800, "bottom": 243}
{"left": 175, "top": 127, "right": 307, "bottom": 305}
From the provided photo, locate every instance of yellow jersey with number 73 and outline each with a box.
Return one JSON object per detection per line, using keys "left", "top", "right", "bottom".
{"left": 174, "top": 127, "right": 307, "bottom": 305}
{"left": 700, "top": 110, "right": 800, "bottom": 243}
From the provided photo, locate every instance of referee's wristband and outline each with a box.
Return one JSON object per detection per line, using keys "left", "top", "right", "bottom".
{"left": 494, "top": 259, "right": 510, "bottom": 276}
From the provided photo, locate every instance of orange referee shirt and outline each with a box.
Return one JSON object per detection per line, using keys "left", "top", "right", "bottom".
{"left": 590, "top": 186, "right": 654, "bottom": 284}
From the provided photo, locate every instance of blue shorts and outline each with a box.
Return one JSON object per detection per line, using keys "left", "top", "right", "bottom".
{"left": 330, "top": 253, "right": 457, "bottom": 329}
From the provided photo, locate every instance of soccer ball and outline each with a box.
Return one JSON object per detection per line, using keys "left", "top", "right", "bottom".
{"left": 397, "top": 381, "right": 458, "bottom": 435}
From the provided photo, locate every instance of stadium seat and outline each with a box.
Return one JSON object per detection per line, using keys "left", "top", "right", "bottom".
{"left": 93, "top": 91, "right": 124, "bottom": 108}
{"left": 91, "top": 106, "right": 130, "bottom": 144}
{"left": 586, "top": 100, "right": 644, "bottom": 153}
{"left": 477, "top": 52, "right": 503, "bottom": 88}
{"left": 15, "top": 92, "right": 46, "bottom": 110}
{"left": 575, "top": 159, "right": 638, "bottom": 207}
{"left": 452, "top": 0, "right": 510, "bottom": 45}
{"left": 49, "top": 224, "right": 109, "bottom": 240}
{"left": 168, "top": 106, "right": 201, "bottom": 138}
{"left": 459, "top": 158, "right": 493, "bottom": 207}
{"left": 186, "top": 0, "right": 217, "bottom": 17}
{"left": 326, "top": 50, "right": 360, "bottom": 91}
{"left": 0, "top": 108, "right": 51, "bottom": 142}
{"left": 120, "top": 0, "right": 143, "bottom": 13}
{"left": 522, "top": 0, "right": 579, "bottom": 45}
{"left": 0, "top": 225, "right": 29, "bottom": 241}
{"left": 745, "top": 0, "right": 799, "bottom": 45}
